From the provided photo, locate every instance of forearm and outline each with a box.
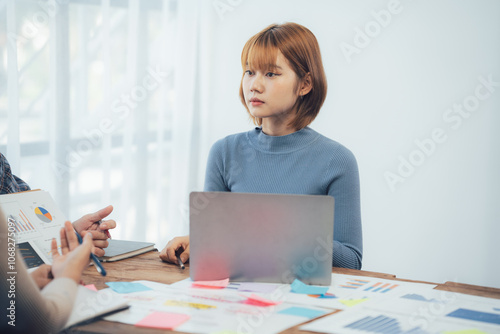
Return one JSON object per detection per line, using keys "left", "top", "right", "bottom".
{"left": 332, "top": 240, "right": 362, "bottom": 269}
{"left": 1, "top": 252, "right": 78, "bottom": 333}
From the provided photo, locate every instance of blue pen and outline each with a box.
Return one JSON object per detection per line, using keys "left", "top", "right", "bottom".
{"left": 75, "top": 231, "right": 107, "bottom": 276}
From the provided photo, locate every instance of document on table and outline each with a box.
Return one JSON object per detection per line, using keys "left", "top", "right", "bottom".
{"left": 103, "top": 280, "right": 334, "bottom": 334}
{"left": 98, "top": 273, "right": 500, "bottom": 334}
{"left": 282, "top": 273, "right": 438, "bottom": 310}
{"left": 102, "top": 275, "right": 438, "bottom": 333}
{"left": 300, "top": 286, "right": 500, "bottom": 334}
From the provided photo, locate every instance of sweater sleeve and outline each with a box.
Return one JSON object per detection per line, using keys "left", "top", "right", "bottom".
{"left": 0, "top": 153, "right": 31, "bottom": 195}
{"left": 1, "top": 208, "right": 78, "bottom": 333}
{"left": 325, "top": 147, "right": 363, "bottom": 270}
{"left": 204, "top": 139, "right": 229, "bottom": 192}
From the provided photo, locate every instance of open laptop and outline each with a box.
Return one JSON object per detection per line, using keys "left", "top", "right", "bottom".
{"left": 189, "top": 191, "right": 334, "bottom": 285}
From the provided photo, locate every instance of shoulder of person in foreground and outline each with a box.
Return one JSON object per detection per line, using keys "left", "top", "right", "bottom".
{"left": 0, "top": 153, "right": 31, "bottom": 195}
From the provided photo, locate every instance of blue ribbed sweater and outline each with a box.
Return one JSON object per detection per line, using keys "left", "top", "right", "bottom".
{"left": 204, "top": 126, "right": 363, "bottom": 269}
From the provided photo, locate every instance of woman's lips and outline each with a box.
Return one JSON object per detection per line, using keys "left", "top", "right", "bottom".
{"left": 250, "top": 98, "right": 264, "bottom": 106}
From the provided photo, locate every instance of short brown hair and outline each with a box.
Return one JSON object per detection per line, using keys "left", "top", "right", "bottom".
{"left": 239, "top": 22, "right": 327, "bottom": 130}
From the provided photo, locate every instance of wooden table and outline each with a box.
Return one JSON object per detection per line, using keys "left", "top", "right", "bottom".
{"left": 69, "top": 251, "right": 500, "bottom": 333}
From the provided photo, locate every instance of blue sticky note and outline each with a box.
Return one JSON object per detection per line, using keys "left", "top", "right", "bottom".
{"left": 278, "top": 306, "right": 327, "bottom": 319}
{"left": 106, "top": 282, "right": 152, "bottom": 294}
{"left": 290, "top": 279, "right": 329, "bottom": 295}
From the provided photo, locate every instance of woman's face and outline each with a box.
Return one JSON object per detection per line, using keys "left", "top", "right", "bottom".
{"left": 242, "top": 51, "right": 300, "bottom": 125}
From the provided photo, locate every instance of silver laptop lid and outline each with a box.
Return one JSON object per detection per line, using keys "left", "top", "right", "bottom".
{"left": 189, "top": 191, "right": 334, "bottom": 285}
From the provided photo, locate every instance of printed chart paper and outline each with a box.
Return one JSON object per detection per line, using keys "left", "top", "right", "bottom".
{"left": 0, "top": 190, "right": 68, "bottom": 267}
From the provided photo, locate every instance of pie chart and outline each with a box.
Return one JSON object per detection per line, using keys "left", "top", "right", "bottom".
{"left": 35, "top": 207, "right": 53, "bottom": 223}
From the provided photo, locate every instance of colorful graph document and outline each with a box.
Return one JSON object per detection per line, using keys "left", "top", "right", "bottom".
{"left": 300, "top": 285, "right": 500, "bottom": 334}
{"left": 0, "top": 190, "right": 68, "bottom": 268}
{"left": 55, "top": 273, "right": 497, "bottom": 334}
{"left": 103, "top": 280, "right": 333, "bottom": 334}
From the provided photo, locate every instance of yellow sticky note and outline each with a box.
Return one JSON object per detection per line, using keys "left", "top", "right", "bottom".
{"left": 164, "top": 300, "right": 216, "bottom": 310}
{"left": 339, "top": 298, "right": 369, "bottom": 307}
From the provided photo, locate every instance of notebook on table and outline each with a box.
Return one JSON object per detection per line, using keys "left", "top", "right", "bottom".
{"left": 99, "top": 240, "right": 156, "bottom": 262}
{"left": 189, "top": 191, "right": 334, "bottom": 286}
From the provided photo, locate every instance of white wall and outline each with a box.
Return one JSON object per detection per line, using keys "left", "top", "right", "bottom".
{"left": 204, "top": 0, "right": 500, "bottom": 288}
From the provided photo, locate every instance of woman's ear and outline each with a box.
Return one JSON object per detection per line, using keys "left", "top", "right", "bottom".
{"left": 299, "top": 73, "right": 313, "bottom": 97}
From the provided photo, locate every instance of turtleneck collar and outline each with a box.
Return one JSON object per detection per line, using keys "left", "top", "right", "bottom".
{"left": 246, "top": 126, "right": 321, "bottom": 153}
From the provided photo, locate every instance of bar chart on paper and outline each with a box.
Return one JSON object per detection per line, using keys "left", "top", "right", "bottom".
{"left": 447, "top": 308, "right": 500, "bottom": 326}
{"left": 340, "top": 279, "right": 371, "bottom": 289}
{"left": 364, "top": 282, "right": 399, "bottom": 293}
{"left": 344, "top": 314, "right": 429, "bottom": 334}
{"left": 6, "top": 207, "right": 39, "bottom": 239}
{"left": 401, "top": 293, "right": 441, "bottom": 303}
{"left": 339, "top": 278, "right": 400, "bottom": 294}
{"left": 8, "top": 212, "right": 35, "bottom": 233}
{"left": 300, "top": 309, "right": 434, "bottom": 334}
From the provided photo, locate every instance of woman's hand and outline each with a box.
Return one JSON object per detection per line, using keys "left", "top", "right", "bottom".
{"left": 51, "top": 221, "right": 93, "bottom": 283}
{"left": 159, "top": 236, "right": 190, "bottom": 264}
{"left": 30, "top": 264, "right": 53, "bottom": 289}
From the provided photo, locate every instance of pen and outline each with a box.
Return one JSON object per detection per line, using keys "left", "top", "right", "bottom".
{"left": 96, "top": 219, "right": 111, "bottom": 239}
{"left": 176, "top": 253, "right": 185, "bottom": 270}
{"left": 75, "top": 231, "right": 107, "bottom": 276}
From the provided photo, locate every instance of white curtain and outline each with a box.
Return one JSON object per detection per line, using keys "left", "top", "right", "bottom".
{"left": 0, "top": 0, "right": 213, "bottom": 248}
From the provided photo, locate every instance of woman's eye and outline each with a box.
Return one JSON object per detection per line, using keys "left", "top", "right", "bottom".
{"left": 266, "top": 72, "right": 278, "bottom": 77}
{"left": 245, "top": 70, "right": 253, "bottom": 75}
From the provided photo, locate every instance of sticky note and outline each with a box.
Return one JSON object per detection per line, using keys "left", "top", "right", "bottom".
{"left": 135, "top": 311, "right": 190, "bottom": 329}
{"left": 237, "top": 282, "right": 279, "bottom": 294}
{"left": 84, "top": 284, "right": 98, "bottom": 292}
{"left": 192, "top": 278, "right": 229, "bottom": 289}
{"left": 164, "top": 300, "right": 216, "bottom": 310}
{"left": 243, "top": 294, "right": 282, "bottom": 306}
{"left": 106, "top": 282, "right": 152, "bottom": 294}
{"left": 290, "top": 279, "right": 329, "bottom": 295}
{"left": 339, "top": 298, "right": 369, "bottom": 307}
{"left": 278, "top": 306, "right": 327, "bottom": 319}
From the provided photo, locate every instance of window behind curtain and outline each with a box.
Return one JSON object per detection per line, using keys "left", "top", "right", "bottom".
{"left": 0, "top": 0, "right": 204, "bottom": 246}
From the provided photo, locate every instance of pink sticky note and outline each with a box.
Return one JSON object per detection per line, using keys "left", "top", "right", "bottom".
{"left": 192, "top": 278, "right": 229, "bottom": 289}
{"left": 84, "top": 284, "right": 98, "bottom": 292}
{"left": 243, "top": 294, "right": 282, "bottom": 306}
{"left": 135, "top": 311, "right": 190, "bottom": 330}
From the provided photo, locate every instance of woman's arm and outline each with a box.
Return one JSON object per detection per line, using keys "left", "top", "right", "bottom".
{"left": 325, "top": 147, "right": 363, "bottom": 269}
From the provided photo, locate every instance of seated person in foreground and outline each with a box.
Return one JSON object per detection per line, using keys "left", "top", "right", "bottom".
{"left": 0, "top": 208, "right": 94, "bottom": 333}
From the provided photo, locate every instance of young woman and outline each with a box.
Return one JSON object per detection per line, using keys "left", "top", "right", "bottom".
{"left": 160, "top": 22, "right": 362, "bottom": 269}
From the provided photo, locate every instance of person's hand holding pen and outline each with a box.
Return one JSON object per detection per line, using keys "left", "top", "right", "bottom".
{"left": 50, "top": 221, "right": 93, "bottom": 283}
{"left": 159, "top": 235, "right": 190, "bottom": 269}
{"left": 72, "top": 205, "right": 116, "bottom": 257}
